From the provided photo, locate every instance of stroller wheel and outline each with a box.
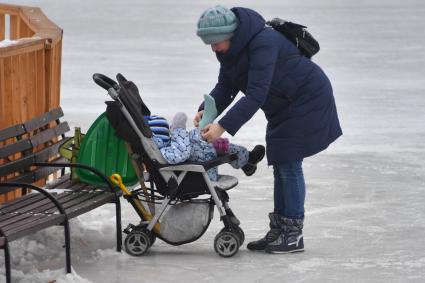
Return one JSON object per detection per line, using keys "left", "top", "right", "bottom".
{"left": 220, "top": 226, "right": 245, "bottom": 246}
{"left": 214, "top": 231, "right": 240, "bottom": 257}
{"left": 124, "top": 229, "right": 151, "bottom": 256}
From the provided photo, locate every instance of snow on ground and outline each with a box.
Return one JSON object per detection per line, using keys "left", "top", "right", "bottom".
{"left": 0, "top": 39, "right": 18, "bottom": 47}
{"left": 1, "top": 0, "right": 425, "bottom": 282}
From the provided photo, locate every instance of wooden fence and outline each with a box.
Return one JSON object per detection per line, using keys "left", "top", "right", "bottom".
{"left": 0, "top": 3, "right": 63, "bottom": 203}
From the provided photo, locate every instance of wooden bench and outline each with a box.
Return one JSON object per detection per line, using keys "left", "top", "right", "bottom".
{"left": 0, "top": 108, "right": 122, "bottom": 283}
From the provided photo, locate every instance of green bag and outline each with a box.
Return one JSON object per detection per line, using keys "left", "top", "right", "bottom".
{"left": 61, "top": 112, "right": 138, "bottom": 187}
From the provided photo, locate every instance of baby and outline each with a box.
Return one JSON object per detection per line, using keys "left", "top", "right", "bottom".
{"left": 146, "top": 112, "right": 265, "bottom": 181}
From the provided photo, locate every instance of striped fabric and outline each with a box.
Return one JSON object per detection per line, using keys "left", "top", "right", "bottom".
{"left": 144, "top": 115, "right": 170, "bottom": 143}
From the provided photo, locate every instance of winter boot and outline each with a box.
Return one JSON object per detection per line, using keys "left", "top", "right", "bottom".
{"left": 265, "top": 217, "right": 304, "bottom": 254}
{"left": 247, "top": 213, "right": 282, "bottom": 251}
{"left": 242, "top": 145, "right": 265, "bottom": 176}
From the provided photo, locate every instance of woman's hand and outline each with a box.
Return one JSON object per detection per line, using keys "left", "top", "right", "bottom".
{"left": 202, "top": 123, "right": 225, "bottom": 143}
{"left": 193, "top": 110, "right": 204, "bottom": 127}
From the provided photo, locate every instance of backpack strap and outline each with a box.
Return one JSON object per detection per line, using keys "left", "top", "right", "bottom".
{"left": 281, "top": 54, "right": 302, "bottom": 63}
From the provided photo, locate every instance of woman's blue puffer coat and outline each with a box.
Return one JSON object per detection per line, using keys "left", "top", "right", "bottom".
{"left": 200, "top": 7, "right": 342, "bottom": 164}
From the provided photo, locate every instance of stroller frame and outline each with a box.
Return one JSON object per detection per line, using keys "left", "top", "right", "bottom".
{"left": 93, "top": 73, "right": 244, "bottom": 257}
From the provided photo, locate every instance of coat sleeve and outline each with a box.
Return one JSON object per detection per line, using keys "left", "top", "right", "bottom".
{"left": 218, "top": 40, "right": 279, "bottom": 136}
{"left": 198, "top": 66, "right": 237, "bottom": 115}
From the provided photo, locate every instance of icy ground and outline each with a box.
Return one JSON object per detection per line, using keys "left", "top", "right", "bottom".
{"left": 1, "top": 0, "right": 425, "bottom": 282}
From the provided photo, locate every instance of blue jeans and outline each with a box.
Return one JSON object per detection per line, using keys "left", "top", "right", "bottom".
{"left": 273, "top": 160, "right": 306, "bottom": 218}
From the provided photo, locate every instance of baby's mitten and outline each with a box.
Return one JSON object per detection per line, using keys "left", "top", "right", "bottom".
{"left": 199, "top": 94, "right": 218, "bottom": 130}
{"left": 213, "top": 138, "right": 230, "bottom": 155}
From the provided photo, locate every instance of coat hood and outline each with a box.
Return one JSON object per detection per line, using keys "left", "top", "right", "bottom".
{"left": 216, "top": 7, "right": 265, "bottom": 63}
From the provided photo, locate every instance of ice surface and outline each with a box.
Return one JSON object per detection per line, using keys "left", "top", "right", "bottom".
{"left": 1, "top": 0, "right": 425, "bottom": 282}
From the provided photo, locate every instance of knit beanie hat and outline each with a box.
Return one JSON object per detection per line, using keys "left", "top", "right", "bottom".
{"left": 144, "top": 115, "right": 170, "bottom": 143}
{"left": 196, "top": 5, "right": 238, "bottom": 44}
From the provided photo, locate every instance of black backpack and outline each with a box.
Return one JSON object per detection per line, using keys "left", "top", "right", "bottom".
{"left": 266, "top": 18, "right": 320, "bottom": 59}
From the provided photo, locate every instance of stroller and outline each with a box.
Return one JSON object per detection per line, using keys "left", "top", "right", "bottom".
{"left": 92, "top": 73, "right": 245, "bottom": 257}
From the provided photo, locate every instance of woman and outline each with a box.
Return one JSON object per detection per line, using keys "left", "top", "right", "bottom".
{"left": 194, "top": 5, "right": 342, "bottom": 253}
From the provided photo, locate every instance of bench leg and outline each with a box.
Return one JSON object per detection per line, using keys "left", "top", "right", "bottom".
{"left": 63, "top": 220, "right": 72, "bottom": 273}
{"left": 115, "top": 197, "right": 122, "bottom": 252}
{"left": 4, "top": 239, "right": 11, "bottom": 283}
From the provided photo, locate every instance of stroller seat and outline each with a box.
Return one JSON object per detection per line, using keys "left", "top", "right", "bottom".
{"left": 143, "top": 171, "right": 238, "bottom": 191}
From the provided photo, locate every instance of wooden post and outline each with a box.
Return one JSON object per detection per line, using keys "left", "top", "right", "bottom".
{"left": 0, "top": 4, "right": 63, "bottom": 203}
{"left": 0, "top": 14, "right": 5, "bottom": 40}
{"left": 0, "top": 56, "right": 5, "bottom": 204}
{"left": 9, "top": 15, "right": 18, "bottom": 40}
{"left": 35, "top": 48, "right": 46, "bottom": 111}
{"left": 0, "top": 57, "right": 7, "bottom": 127}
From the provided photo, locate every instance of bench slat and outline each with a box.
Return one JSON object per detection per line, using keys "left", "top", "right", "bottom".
{"left": 44, "top": 176, "right": 106, "bottom": 193}
{"left": 0, "top": 193, "right": 58, "bottom": 221}
{"left": 0, "top": 173, "right": 35, "bottom": 194}
{"left": 2, "top": 214, "right": 48, "bottom": 233}
{"left": 1, "top": 187, "right": 113, "bottom": 222}
{"left": 0, "top": 210, "right": 57, "bottom": 228}
{"left": 0, "top": 154, "right": 34, "bottom": 178}
{"left": 0, "top": 124, "right": 26, "bottom": 142}
{"left": 1, "top": 178, "right": 94, "bottom": 214}
{"left": 66, "top": 193, "right": 115, "bottom": 219}
{"left": 59, "top": 191, "right": 105, "bottom": 210}
{"left": 22, "top": 191, "right": 104, "bottom": 220}
{"left": 5, "top": 214, "right": 66, "bottom": 242}
{"left": 34, "top": 138, "right": 68, "bottom": 163}
{"left": 23, "top": 108, "right": 64, "bottom": 132}
{"left": 0, "top": 193, "right": 44, "bottom": 211}
{"left": 34, "top": 187, "right": 114, "bottom": 219}
{"left": 0, "top": 139, "right": 32, "bottom": 159}
{"left": 33, "top": 157, "right": 69, "bottom": 182}
{"left": 43, "top": 191, "right": 97, "bottom": 213}
{"left": 56, "top": 181, "right": 91, "bottom": 191}
{"left": 30, "top": 122, "right": 70, "bottom": 148}
{"left": 44, "top": 173, "right": 71, "bottom": 190}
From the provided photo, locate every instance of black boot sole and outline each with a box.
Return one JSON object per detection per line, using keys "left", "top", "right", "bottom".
{"left": 265, "top": 247, "right": 305, "bottom": 254}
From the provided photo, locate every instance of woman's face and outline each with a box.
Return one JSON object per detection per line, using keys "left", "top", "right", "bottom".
{"left": 211, "top": 40, "right": 231, "bottom": 54}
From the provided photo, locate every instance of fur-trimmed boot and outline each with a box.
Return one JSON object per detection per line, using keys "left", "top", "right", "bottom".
{"left": 265, "top": 217, "right": 304, "bottom": 254}
{"left": 247, "top": 213, "right": 282, "bottom": 251}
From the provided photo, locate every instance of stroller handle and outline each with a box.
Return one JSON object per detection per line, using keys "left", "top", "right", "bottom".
{"left": 93, "top": 73, "right": 119, "bottom": 91}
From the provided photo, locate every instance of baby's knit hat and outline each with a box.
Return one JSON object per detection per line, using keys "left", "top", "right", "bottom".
{"left": 196, "top": 5, "right": 238, "bottom": 44}
{"left": 171, "top": 112, "right": 187, "bottom": 130}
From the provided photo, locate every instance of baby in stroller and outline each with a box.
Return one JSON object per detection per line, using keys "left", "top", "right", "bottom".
{"left": 146, "top": 111, "right": 265, "bottom": 182}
